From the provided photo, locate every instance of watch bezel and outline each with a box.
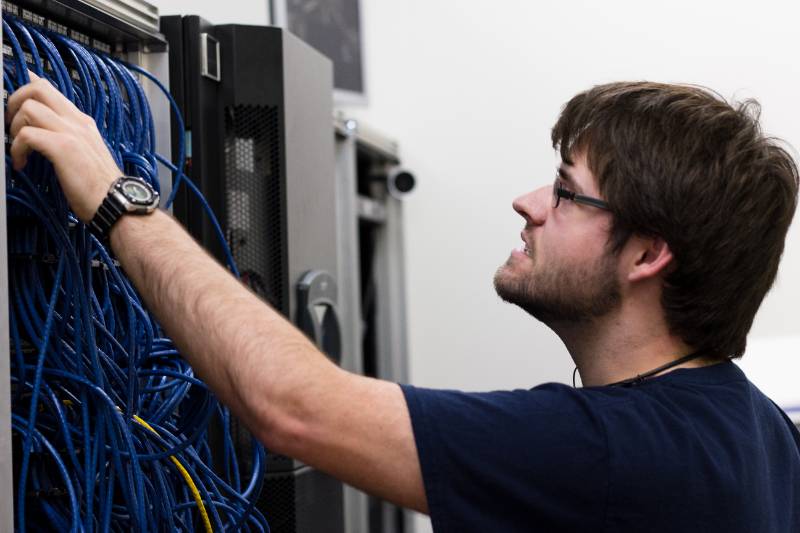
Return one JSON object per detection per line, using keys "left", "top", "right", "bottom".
{"left": 111, "top": 176, "right": 160, "bottom": 213}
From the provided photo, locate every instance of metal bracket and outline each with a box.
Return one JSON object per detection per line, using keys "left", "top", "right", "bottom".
{"left": 200, "top": 33, "right": 221, "bottom": 82}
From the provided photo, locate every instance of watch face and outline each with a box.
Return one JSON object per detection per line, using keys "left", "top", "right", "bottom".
{"left": 121, "top": 179, "right": 154, "bottom": 205}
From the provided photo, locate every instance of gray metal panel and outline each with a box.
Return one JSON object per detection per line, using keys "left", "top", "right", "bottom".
{"left": 0, "top": 31, "right": 15, "bottom": 532}
{"left": 374, "top": 198, "right": 414, "bottom": 531}
{"left": 126, "top": 48, "right": 172, "bottom": 206}
{"left": 352, "top": 123, "right": 413, "bottom": 533}
{"left": 281, "top": 31, "right": 338, "bottom": 318}
{"left": 334, "top": 129, "right": 363, "bottom": 376}
{"left": 356, "top": 122, "right": 400, "bottom": 164}
{"left": 374, "top": 194, "right": 410, "bottom": 384}
{"left": 80, "top": 0, "right": 159, "bottom": 34}
{"left": 334, "top": 126, "right": 369, "bottom": 533}
{"left": 357, "top": 195, "right": 387, "bottom": 223}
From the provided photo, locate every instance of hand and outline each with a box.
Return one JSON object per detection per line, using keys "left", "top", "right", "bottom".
{"left": 6, "top": 72, "right": 122, "bottom": 222}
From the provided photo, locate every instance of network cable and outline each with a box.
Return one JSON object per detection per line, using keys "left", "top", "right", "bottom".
{"left": 3, "top": 9, "right": 269, "bottom": 532}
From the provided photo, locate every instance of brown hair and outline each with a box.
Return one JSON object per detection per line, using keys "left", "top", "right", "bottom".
{"left": 551, "top": 82, "right": 799, "bottom": 360}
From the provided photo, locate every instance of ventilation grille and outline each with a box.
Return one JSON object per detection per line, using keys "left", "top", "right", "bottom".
{"left": 257, "top": 468, "right": 345, "bottom": 533}
{"left": 259, "top": 472, "right": 297, "bottom": 533}
{"left": 224, "top": 104, "right": 285, "bottom": 311}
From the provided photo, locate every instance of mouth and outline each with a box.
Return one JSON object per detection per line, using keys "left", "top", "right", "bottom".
{"left": 512, "top": 232, "right": 533, "bottom": 259}
{"left": 521, "top": 232, "right": 533, "bottom": 257}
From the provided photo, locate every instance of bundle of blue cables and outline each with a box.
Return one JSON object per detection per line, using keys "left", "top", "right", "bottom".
{"left": 3, "top": 11, "right": 269, "bottom": 532}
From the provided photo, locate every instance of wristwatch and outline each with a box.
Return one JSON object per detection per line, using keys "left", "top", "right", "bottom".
{"left": 89, "top": 176, "right": 160, "bottom": 238}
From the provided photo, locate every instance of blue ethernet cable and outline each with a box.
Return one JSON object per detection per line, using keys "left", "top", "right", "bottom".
{"left": 4, "top": 11, "right": 270, "bottom": 532}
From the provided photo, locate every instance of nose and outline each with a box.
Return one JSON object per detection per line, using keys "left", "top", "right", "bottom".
{"left": 512, "top": 186, "right": 549, "bottom": 226}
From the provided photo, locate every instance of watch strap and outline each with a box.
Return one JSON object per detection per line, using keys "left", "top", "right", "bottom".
{"left": 89, "top": 192, "right": 126, "bottom": 239}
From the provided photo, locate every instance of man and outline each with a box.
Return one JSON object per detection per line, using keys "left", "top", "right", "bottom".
{"left": 7, "top": 78, "right": 800, "bottom": 532}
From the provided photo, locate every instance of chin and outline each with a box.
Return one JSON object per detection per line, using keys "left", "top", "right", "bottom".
{"left": 494, "top": 263, "right": 531, "bottom": 302}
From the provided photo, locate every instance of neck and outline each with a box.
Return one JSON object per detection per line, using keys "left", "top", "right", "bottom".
{"left": 552, "top": 306, "right": 705, "bottom": 387}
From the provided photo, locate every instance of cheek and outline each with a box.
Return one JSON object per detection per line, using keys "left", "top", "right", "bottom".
{"left": 541, "top": 226, "right": 609, "bottom": 266}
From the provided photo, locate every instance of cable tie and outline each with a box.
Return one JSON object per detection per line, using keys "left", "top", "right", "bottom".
{"left": 8, "top": 252, "right": 59, "bottom": 264}
{"left": 28, "top": 487, "right": 68, "bottom": 499}
{"left": 56, "top": 447, "right": 82, "bottom": 456}
{"left": 89, "top": 259, "right": 120, "bottom": 269}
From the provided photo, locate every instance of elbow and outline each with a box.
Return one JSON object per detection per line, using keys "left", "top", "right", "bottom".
{"left": 244, "top": 361, "right": 345, "bottom": 459}
{"left": 252, "top": 409, "right": 310, "bottom": 458}
{"left": 235, "top": 379, "right": 307, "bottom": 456}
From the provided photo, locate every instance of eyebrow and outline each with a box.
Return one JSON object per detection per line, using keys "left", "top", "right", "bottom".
{"left": 557, "top": 166, "right": 585, "bottom": 195}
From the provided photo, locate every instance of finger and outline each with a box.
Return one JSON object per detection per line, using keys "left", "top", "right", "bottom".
{"left": 9, "top": 126, "right": 61, "bottom": 171}
{"left": 6, "top": 77, "right": 78, "bottom": 124}
{"left": 9, "top": 98, "right": 67, "bottom": 138}
{"left": 4, "top": 73, "right": 42, "bottom": 124}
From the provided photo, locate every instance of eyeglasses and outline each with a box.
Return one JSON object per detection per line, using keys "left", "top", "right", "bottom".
{"left": 552, "top": 178, "right": 611, "bottom": 211}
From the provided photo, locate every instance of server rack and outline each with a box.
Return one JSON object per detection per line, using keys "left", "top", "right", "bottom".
{"left": 333, "top": 115, "right": 414, "bottom": 533}
{"left": 161, "top": 16, "right": 345, "bottom": 533}
{"left": 0, "top": 0, "right": 171, "bottom": 529}
{"left": 0, "top": 7, "right": 413, "bottom": 530}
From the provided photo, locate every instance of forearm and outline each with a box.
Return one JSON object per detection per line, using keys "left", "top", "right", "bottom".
{"left": 109, "top": 209, "right": 339, "bottom": 448}
{"left": 7, "top": 77, "right": 427, "bottom": 511}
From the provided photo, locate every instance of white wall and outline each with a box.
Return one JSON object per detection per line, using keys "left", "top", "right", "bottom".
{"left": 342, "top": 0, "right": 800, "bottom": 391}
{"left": 339, "top": 2, "right": 800, "bottom": 530}
{"left": 149, "top": 0, "right": 800, "bottom": 398}
{"left": 155, "top": 0, "right": 269, "bottom": 25}
{"left": 149, "top": 1, "right": 800, "bottom": 530}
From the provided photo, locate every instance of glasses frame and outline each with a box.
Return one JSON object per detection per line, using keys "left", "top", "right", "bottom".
{"left": 553, "top": 179, "right": 611, "bottom": 211}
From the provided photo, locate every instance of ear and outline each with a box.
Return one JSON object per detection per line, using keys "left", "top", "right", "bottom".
{"left": 626, "top": 235, "right": 674, "bottom": 282}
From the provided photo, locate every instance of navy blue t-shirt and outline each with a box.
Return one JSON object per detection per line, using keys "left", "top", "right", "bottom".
{"left": 401, "top": 361, "right": 800, "bottom": 532}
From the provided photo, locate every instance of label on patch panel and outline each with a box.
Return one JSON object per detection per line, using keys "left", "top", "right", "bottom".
{"left": 69, "top": 29, "right": 91, "bottom": 47}
{"left": 21, "top": 9, "right": 45, "bottom": 27}
{"left": 46, "top": 20, "right": 69, "bottom": 37}
{"left": 2, "top": 1, "right": 19, "bottom": 16}
{"left": 92, "top": 39, "right": 111, "bottom": 54}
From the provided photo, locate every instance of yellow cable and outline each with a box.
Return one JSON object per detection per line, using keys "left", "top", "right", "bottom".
{"left": 132, "top": 414, "right": 213, "bottom": 533}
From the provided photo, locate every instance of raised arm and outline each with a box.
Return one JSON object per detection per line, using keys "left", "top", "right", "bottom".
{"left": 6, "top": 75, "right": 428, "bottom": 513}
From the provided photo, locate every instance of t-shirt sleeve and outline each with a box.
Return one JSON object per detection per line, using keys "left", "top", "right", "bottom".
{"left": 400, "top": 383, "right": 610, "bottom": 533}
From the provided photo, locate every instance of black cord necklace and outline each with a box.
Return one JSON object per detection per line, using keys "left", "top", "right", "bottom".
{"left": 573, "top": 349, "right": 708, "bottom": 388}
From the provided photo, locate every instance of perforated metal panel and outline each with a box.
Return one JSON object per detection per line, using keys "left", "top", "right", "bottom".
{"left": 165, "top": 21, "right": 344, "bottom": 532}
{"left": 223, "top": 104, "right": 285, "bottom": 311}
{"left": 260, "top": 473, "right": 297, "bottom": 532}
{"left": 259, "top": 467, "right": 344, "bottom": 533}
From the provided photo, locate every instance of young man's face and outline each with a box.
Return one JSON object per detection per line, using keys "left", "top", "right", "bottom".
{"left": 493, "top": 151, "right": 621, "bottom": 325}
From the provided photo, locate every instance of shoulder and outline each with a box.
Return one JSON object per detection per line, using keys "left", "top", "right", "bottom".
{"left": 401, "top": 381, "right": 627, "bottom": 421}
{"left": 400, "top": 382, "right": 630, "bottom": 455}
{"left": 399, "top": 384, "right": 625, "bottom": 531}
